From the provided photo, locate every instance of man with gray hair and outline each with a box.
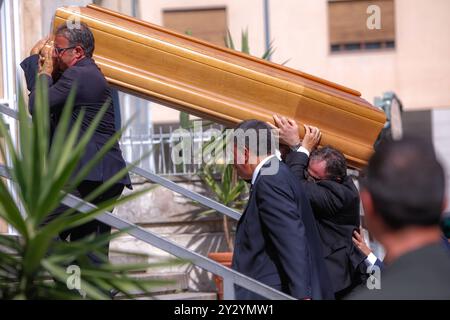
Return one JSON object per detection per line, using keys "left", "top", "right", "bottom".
{"left": 20, "top": 22, "right": 131, "bottom": 265}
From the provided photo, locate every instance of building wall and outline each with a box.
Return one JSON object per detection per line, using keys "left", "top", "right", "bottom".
{"left": 139, "top": 0, "right": 266, "bottom": 54}
{"left": 94, "top": 0, "right": 134, "bottom": 16}
{"left": 20, "top": 0, "right": 42, "bottom": 61}
{"left": 270, "top": 0, "right": 450, "bottom": 111}
{"left": 395, "top": 0, "right": 450, "bottom": 110}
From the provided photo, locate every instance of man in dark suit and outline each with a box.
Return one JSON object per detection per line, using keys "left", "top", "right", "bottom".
{"left": 231, "top": 120, "right": 334, "bottom": 300}
{"left": 348, "top": 137, "right": 450, "bottom": 299}
{"left": 272, "top": 115, "right": 367, "bottom": 299}
{"left": 21, "top": 22, "right": 131, "bottom": 264}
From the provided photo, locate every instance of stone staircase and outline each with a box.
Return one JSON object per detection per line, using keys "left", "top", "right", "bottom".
{"left": 0, "top": 233, "right": 218, "bottom": 300}
{"left": 109, "top": 230, "right": 224, "bottom": 300}
{"left": 1, "top": 178, "right": 233, "bottom": 300}
{"left": 109, "top": 180, "right": 236, "bottom": 300}
{"left": 113, "top": 272, "right": 217, "bottom": 300}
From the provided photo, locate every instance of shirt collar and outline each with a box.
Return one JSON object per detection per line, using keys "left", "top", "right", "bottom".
{"left": 251, "top": 151, "right": 281, "bottom": 185}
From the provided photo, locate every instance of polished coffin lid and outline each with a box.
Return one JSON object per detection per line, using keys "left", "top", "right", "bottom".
{"left": 53, "top": 4, "right": 386, "bottom": 169}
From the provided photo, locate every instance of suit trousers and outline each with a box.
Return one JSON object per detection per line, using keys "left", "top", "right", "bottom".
{"left": 48, "top": 181, "right": 125, "bottom": 265}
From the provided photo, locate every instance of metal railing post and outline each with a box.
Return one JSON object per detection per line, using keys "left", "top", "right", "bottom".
{"left": 223, "top": 278, "right": 236, "bottom": 300}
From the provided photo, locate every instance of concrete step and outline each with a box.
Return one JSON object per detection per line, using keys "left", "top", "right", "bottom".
{"left": 133, "top": 291, "right": 217, "bottom": 300}
{"left": 113, "top": 271, "right": 218, "bottom": 300}
{"left": 114, "top": 272, "right": 189, "bottom": 298}
{"left": 113, "top": 218, "right": 232, "bottom": 235}
{"left": 110, "top": 232, "right": 229, "bottom": 265}
{"left": 109, "top": 232, "right": 228, "bottom": 292}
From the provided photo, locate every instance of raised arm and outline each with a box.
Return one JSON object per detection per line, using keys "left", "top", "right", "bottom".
{"left": 25, "top": 45, "right": 77, "bottom": 115}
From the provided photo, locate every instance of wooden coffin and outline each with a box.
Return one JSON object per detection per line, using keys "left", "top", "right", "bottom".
{"left": 53, "top": 4, "right": 386, "bottom": 169}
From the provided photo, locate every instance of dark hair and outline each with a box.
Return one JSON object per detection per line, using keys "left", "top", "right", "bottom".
{"left": 359, "top": 137, "right": 446, "bottom": 230}
{"left": 55, "top": 22, "right": 95, "bottom": 58}
{"left": 310, "top": 146, "right": 347, "bottom": 181}
{"left": 234, "top": 119, "right": 275, "bottom": 157}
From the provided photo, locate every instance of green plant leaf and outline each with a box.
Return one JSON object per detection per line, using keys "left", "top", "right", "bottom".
{"left": 0, "top": 75, "right": 179, "bottom": 299}
{"left": 262, "top": 40, "right": 275, "bottom": 61}
{"left": 179, "top": 111, "right": 191, "bottom": 129}
{"left": 225, "top": 28, "right": 235, "bottom": 50}
{"left": 241, "top": 28, "right": 250, "bottom": 54}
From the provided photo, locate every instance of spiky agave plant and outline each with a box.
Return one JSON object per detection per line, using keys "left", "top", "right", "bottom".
{"left": 0, "top": 78, "right": 176, "bottom": 299}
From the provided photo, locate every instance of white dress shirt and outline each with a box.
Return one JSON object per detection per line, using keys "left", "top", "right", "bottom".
{"left": 364, "top": 252, "right": 379, "bottom": 267}
{"left": 294, "top": 145, "right": 310, "bottom": 157}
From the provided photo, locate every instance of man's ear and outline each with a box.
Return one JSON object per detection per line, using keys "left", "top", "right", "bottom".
{"left": 74, "top": 46, "right": 85, "bottom": 58}
{"left": 244, "top": 146, "right": 250, "bottom": 165}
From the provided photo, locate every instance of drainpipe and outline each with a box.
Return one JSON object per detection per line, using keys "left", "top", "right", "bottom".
{"left": 263, "top": 0, "right": 271, "bottom": 61}
{"left": 131, "top": 0, "right": 137, "bottom": 17}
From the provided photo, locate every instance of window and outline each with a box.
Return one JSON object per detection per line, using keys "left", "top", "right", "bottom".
{"left": 328, "top": 0, "right": 395, "bottom": 53}
{"left": 163, "top": 7, "right": 227, "bottom": 47}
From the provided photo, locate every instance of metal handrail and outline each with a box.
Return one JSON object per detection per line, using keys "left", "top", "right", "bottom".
{"left": 0, "top": 103, "right": 20, "bottom": 121}
{"left": 0, "top": 103, "right": 241, "bottom": 221}
{"left": 0, "top": 106, "right": 295, "bottom": 300}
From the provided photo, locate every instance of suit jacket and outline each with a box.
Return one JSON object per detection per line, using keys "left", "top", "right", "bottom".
{"left": 348, "top": 243, "right": 450, "bottom": 299}
{"left": 285, "top": 151, "right": 366, "bottom": 295}
{"left": 20, "top": 55, "right": 131, "bottom": 186}
{"left": 443, "top": 236, "right": 450, "bottom": 252}
{"left": 232, "top": 158, "right": 334, "bottom": 300}
{"left": 370, "top": 236, "right": 450, "bottom": 271}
